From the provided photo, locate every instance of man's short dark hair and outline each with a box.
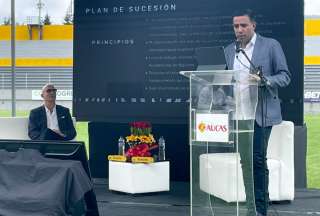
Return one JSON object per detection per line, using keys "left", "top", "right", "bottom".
{"left": 233, "top": 9, "right": 256, "bottom": 22}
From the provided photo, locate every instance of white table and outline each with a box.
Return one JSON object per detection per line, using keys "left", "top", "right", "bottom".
{"left": 108, "top": 161, "right": 170, "bottom": 194}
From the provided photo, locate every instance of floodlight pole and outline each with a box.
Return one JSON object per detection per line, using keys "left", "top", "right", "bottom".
{"left": 11, "top": 0, "right": 16, "bottom": 117}
{"left": 37, "top": 0, "right": 44, "bottom": 39}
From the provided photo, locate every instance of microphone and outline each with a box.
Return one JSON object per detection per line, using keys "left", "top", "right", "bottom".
{"left": 234, "top": 40, "right": 274, "bottom": 96}
{"left": 234, "top": 41, "right": 268, "bottom": 86}
{"left": 235, "top": 40, "right": 241, "bottom": 53}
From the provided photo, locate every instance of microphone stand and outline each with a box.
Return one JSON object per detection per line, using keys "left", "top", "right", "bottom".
{"left": 236, "top": 47, "right": 269, "bottom": 214}
{"left": 236, "top": 49, "right": 268, "bottom": 86}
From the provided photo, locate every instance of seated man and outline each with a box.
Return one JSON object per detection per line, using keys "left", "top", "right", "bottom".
{"left": 28, "top": 83, "right": 76, "bottom": 141}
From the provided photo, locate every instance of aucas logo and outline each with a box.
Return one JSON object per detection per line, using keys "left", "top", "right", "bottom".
{"left": 198, "top": 122, "right": 227, "bottom": 133}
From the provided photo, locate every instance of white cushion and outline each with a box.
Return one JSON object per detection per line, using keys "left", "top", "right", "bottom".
{"left": 0, "top": 117, "right": 30, "bottom": 139}
{"left": 109, "top": 161, "right": 170, "bottom": 194}
{"left": 200, "top": 153, "right": 246, "bottom": 202}
{"left": 267, "top": 159, "right": 281, "bottom": 201}
{"left": 199, "top": 121, "right": 295, "bottom": 202}
{"left": 267, "top": 121, "right": 295, "bottom": 201}
{"left": 0, "top": 117, "right": 76, "bottom": 140}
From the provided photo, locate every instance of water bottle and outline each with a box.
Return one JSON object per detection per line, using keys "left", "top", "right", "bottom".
{"left": 118, "top": 136, "right": 125, "bottom": 156}
{"left": 158, "top": 136, "right": 166, "bottom": 161}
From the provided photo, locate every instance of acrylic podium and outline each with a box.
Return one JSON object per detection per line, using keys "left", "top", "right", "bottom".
{"left": 180, "top": 70, "right": 259, "bottom": 216}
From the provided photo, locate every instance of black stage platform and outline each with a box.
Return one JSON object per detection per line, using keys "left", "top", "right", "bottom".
{"left": 93, "top": 179, "right": 320, "bottom": 216}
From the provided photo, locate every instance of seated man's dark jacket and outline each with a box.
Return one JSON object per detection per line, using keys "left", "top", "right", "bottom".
{"left": 28, "top": 105, "right": 76, "bottom": 141}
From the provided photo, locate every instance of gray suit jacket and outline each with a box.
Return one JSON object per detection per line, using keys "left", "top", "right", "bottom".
{"left": 224, "top": 34, "right": 291, "bottom": 126}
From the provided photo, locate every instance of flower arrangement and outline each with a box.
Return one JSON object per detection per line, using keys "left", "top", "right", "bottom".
{"left": 125, "top": 121, "right": 158, "bottom": 158}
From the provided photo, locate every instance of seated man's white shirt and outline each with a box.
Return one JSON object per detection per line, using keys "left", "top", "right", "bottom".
{"left": 233, "top": 33, "right": 257, "bottom": 120}
{"left": 45, "top": 105, "right": 60, "bottom": 131}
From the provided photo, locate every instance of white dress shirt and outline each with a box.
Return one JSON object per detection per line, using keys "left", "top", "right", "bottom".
{"left": 233, "top": 33, "right": 257, "bottom": 120}
{"left": 45, "top": 105, "right": 61, "bottom": 131}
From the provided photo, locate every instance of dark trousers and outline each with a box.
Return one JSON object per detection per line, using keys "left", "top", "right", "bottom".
{"left": 237, "top": 120, "right": 272, "bottom": 216}
{"left": 237, "top": 120, "right": 255, "bottom": 216}
{"left": 253, "top": 122, "right": 272, "bottom": 216}
{"left": 40, "top": 128, "right": 66, "bottom": 141}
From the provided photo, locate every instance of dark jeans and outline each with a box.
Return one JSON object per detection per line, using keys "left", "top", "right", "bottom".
{"left": 253, "top": 122, "right": 272, "bottom": 216}
{"left": 237, "top": 120, "right": 271, "bottom": 216}
{"left": 236, "top": 120, "right": 255, "bottom": 216}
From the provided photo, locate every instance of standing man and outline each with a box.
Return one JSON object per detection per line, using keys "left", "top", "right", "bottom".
{"left": 224, "top": 9, "right": 291, "bottom": 216}
{"left": 28, "top": 83, "right": 76, "bottom": 141}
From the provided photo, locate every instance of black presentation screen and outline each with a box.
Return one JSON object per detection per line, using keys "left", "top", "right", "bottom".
{"left": 73, "top": 0, "right": 304, "bottom": 124}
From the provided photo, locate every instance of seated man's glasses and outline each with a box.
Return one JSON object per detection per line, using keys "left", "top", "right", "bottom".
{"left": 46, "top": 88, "right": 57, "bottom": 93}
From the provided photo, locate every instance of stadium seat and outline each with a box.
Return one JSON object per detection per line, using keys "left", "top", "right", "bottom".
{"left": 199, "top": 120, "right": 295, "bottom": 202}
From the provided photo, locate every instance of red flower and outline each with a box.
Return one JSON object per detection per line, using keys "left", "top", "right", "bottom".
{"left": 130, "top": 121, "right": 151, "bottom": 129}
{"left": 125, "top": 143, "right": 153, "bottom": 157}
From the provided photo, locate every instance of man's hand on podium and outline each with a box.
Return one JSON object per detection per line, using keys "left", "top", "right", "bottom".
{"left": 249, "top": 73, "right": 271, "bottom": 87}
{"left": 249, "top": 74, "right": 261, "bottom": 82}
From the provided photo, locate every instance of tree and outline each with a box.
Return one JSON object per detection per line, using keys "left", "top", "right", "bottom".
{"left": 63, "top": 13, "right": 73, "bottom": 25}
{"left": 3, "top": 17, "right": 11, "bottom": 25}
{"left": 43, "top": 13, "right": 52, "bottom": 25}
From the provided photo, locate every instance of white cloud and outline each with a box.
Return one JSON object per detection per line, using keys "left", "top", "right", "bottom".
{"left": 0, "top": 0, "right": 71, "bottom": 24}
{"left": 305, "top": 0, "right": 320, "bottom": 15}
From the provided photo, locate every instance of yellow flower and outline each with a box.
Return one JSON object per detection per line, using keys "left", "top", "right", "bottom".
{"left": 126, "top": 135, "right": 138, "bottom": 142}
{"left": 126, "top": 133, "right": 156, "bottom": 146}
{"left": 139, "top": 135, "right": 152, "bottom": 143}
{"left": 149, "top": 134, "right": 155, "bottom": 143}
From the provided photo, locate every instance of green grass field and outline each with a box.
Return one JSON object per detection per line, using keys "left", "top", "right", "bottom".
{"left": 1, "top": 110, "right": 319, "bottom": 189}
{"left": 305, "top": 114, "right": 320, "bottom": 189}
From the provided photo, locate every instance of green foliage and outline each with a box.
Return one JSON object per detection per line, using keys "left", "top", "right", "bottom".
{"left": 63, "top": 13, "right": 73, "bottom": 25}
{"left": 3, "top": 17, "right": 11, "bottom": 25}
{"left": 43, "top": 14, "right": 52, "bottom": 25}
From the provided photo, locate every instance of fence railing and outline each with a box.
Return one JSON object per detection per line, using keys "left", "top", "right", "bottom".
{"left": 1, "top": 65, "right": 320, "bottom": 91}
{"left": 0, "top": 67, "right": 72, "bottom": 89}
{"left": 305, "top": 65, "right": 320, "bottom": 91}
